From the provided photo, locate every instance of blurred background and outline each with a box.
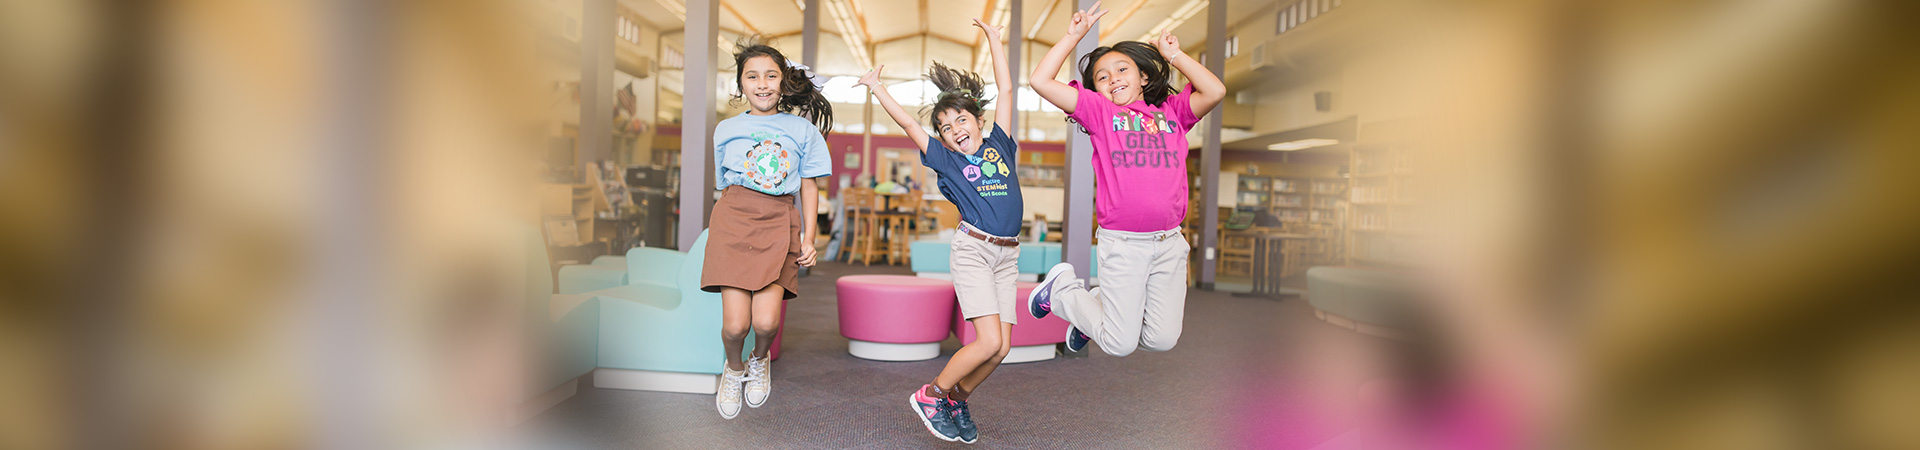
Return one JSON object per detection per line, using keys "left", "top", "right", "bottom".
{"left": 1, "top": 0, "right": 1915, "bottom": 448}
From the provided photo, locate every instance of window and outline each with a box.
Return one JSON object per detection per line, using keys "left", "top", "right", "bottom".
{"left": 1277, "top": 0, "right": 1341, "bottom": 35}
{"left": 1225, "top": 35, "right": 1240, "bottom": 58}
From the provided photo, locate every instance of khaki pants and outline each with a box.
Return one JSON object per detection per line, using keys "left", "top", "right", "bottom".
{"left": 1051, "top": 227, "right": 1189, "bottom": 356}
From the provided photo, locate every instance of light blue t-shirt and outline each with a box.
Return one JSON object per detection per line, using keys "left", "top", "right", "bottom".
{"left": 713, "top": 112, "right": 832, "bottom": 196}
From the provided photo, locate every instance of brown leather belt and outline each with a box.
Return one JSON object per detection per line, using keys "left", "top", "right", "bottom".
{"left": 959, "top": 222, "right": 1020, "bottom": 247}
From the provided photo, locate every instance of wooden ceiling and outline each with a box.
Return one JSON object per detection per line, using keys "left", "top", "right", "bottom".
{"left": 624, "top": 0, "right": 1285, "bottom": 78}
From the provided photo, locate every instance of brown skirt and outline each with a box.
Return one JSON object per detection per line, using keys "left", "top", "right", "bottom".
{"left": 701, "top": 185, "right": 802, "bottom": 299}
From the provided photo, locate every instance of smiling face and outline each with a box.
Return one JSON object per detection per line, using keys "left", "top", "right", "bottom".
{"left": 934, "top": 108, "right": 985, "bottom": 154}
{"left": 1090, "top": 51, "right": 1147, "bottom": 106}
{"left": 739, "top": 55, "right": 783, "bottom": 114}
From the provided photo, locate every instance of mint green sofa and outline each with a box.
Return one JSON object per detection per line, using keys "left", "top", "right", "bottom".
{"left": 582, "top": 230, "right": 778, "bottom": 394}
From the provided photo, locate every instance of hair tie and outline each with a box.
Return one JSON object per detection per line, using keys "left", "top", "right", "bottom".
{"left": 942, "top": 88, "right": 979, "bottom": 102}
{"left": 784, "top": 60, "right": 829, "bottom": 90}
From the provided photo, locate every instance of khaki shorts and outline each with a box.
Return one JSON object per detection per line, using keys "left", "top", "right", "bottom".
{"left": 950, "top": 228, "right": 1020, "bottom": 324}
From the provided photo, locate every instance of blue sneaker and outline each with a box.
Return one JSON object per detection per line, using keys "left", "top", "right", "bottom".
{"left": 1028, "top": 263, "right": 1075, "bottom": 319}
{"left": 910, "top": 386, "right": 962, "bottom": 442}
{"left": 952, "top": 399, "right": 978, "bottom": 444}
{"left": 1064, "top": 326, "right": 1092, "bottom": 353}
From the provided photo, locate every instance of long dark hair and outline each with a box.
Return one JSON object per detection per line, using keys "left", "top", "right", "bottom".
{"left": 731, "top": 37, "right": 833, "bottom": 135}
{"left": 923, "top": 62, "right": 988, "bottom": 131}
{"left": 1076, "top": 41, "right": 1176, "bottom": 106}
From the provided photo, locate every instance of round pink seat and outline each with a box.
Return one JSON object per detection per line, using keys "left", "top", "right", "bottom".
{"left": 837, "top": 275, "right": 956, "bottom": 361}
{"left": 951, "top": 282, "right": 1073, "bottom": 363}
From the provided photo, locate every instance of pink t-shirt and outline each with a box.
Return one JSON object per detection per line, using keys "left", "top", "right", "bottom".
{"left": 1067, "top": 82, "right": 1201, "bottom": 232}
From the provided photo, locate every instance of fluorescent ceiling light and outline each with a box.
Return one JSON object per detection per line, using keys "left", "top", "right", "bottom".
{"left": 1267, "top": 138, "right": 1339, "bottom": 151}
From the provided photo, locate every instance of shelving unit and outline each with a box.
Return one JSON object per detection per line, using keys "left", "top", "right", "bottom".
{"left": 1346, "top": 143, "right": 1424, "bottom": 266}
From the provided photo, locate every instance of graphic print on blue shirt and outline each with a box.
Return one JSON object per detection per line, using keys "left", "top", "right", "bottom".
{"left": 923, "top": 123, "right": 1024, "bottom": 237}
{"left": 961, "top": 147, "right": 1014, "bottom": 197}
{"left": 741, "top": 131, "right": 795, "bottom": 192}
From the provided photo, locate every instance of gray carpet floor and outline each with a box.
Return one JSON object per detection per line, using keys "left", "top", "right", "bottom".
{"left": 532, "top": 260, "right": 1383, "bottom": 449}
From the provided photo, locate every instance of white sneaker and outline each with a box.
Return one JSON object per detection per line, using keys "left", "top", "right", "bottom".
{"left": 745, "top": 356, "right": 772, "bottom": 407}
{"left": 717, "top": 365, "right": 747, "bottom": 419}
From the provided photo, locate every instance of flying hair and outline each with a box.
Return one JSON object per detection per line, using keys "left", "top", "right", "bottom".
{"left": 730, "top": 35, "right": 833, "bottom": 134}
{"left": 923, "top": 61, "right": 990, "bottom": 132}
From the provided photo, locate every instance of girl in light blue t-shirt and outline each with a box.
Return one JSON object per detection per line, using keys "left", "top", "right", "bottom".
{"left": 700, "top": 39, "right": 833, "bottom": 420}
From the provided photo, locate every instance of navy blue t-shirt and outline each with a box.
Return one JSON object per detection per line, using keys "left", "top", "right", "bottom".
{"left": 922, "top": 123, "right": 1025, "bottom": 237}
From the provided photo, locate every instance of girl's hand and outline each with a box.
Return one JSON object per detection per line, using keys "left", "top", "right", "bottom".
{"left": 972, "top": 18, "right": 1003, "bottom": 41}
{"left": 1155, "top": 31, "right": 1184, "bottom": 60}
{"left": 797, "top": 239, "right": 818, "bottom": 267}
{"left": 858, "top": 65, "right": 884, "bottom": 89}
{"left": 1064, "top": 1, "right": 1108, "bottom": 38}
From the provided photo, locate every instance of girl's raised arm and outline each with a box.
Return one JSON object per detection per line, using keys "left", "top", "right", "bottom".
{"left": 973, "top": 18, "right": 1015, "bottom": 132}
{"left": 1029, "top": 2, "right": 1108, "bottom": 114}
{"left": 1153, "top": 31, "right": 1225, "bottom": 118}
{"left": 858, "top": 66, "right": 932, "bottom": 153}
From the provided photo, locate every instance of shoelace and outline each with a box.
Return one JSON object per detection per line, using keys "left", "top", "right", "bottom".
{"left": 747, "top": 359, "right": 769, "bottom": 382}
{"left": 950, "top": 400, "right": 973, "bottom": 427}
{"left": 931, "top": 395, "right": 955, "bottom": 420}
{"left": 719, "top": 373, "right": 746, "bottom": 402}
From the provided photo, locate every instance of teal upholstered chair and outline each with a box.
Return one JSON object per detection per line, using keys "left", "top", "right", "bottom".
{"left": 911, "top": 239, "right": 1099, "bottom": 280}
{"left": 556, "top": 254, "right": 629, "bottom": 294}
{"left": 526, "top": 230, "right": 600, "bottom": 404}
{"left": 909, "top": 239, "right": 952, "bottom": 276}
{"left": 1306, "top": 266, "right": 1416, "bottom": 338}
{"left": 586, "top": 230, "right": 772, "bottom": 394}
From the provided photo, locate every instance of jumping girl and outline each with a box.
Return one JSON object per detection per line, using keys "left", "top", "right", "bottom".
{"left": 1024, "top": 2, "right": 1226, "bottom": 357}
{"left": 702, "top": 39, "right": 833, "bottom": 419}
{"left": 860, "top": 19, "right": 1022, "bottom": 444}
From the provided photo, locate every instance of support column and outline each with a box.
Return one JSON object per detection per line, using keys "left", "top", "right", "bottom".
{"left": 800, "top": 0, "right": 819, "bottom": 272}
{"left": 578, "top": 0, "right": 615, "bottom": 176}
{"left": 1061, "top": 0, "right": 1100, "bottom": 278}
{"left": 802, "top": 0, "right": 820, "bottom": 67}
{"left": 679, "top": 0, "right": 720, "bottom": 251}
{"left": 1007, "top": 0, "right": 1022, "bottom": 140}
{"left": 1198, "top": 0, "right": 1226, "bottom": 289}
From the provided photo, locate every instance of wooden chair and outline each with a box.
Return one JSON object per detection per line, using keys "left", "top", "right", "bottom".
{"left": 877, "top": 190, "right": 925, "bottom": 264}
{"left": 1219, "top": 230, "right": 1254, "bottom": 277}
{"left": 840, "top": 188, "right": 880, "bottom": 264}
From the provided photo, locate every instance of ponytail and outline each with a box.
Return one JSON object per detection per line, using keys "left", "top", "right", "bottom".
{"left": 730, "top": 36, "right": 834, "bottom": 135}
{"left": 924, "top": 62, "right": 989, "bottom": 131}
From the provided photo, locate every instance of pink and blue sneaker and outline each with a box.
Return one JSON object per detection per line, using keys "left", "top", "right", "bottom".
{"left": 910, "top": 385, "right": 962, "bottom": 442}
{"left": 1028, "top": 263, "right": 1075, "bottom": 319}
{"left": 952, "top": 399, "right": 977, "bottom": 444}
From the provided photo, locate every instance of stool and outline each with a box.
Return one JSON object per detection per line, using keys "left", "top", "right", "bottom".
{"left": 836, "top": 275, "right": 957, "bottom": 361}
{"left": 950, "top": 282, "right": 1074, "bottom": 363}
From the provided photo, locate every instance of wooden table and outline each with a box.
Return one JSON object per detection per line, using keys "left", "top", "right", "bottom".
{"left": 1249, "top": 233, "right": 1318, "bottom": 297}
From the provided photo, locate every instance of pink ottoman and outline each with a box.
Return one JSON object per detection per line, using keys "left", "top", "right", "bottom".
{"left": 837, "top": 275, "right": 957, "bottom": 361}
{"left": 951, "top": 282, "right": 1073, "bottom": 363}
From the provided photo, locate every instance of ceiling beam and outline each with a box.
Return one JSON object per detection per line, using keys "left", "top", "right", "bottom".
{"left": 972, "top": 0, "right": 999, "bottom": 70}
{"left": 870, "top": 32, "right": 973, "bottom": 48}
{"left": 722, "top": 1, "right": 761, "bottom": 35}
{"left": 850, "top": 0, "right": 871, "bottom": 49}
{"left": 1026, "top": 0, "right": 1062, "bottom": 40}
{"left": 1100, "top": 0, "right": 1147, "bottom": 37}
{"left": 919, "top": 0, "right": 930, "bottom": 35}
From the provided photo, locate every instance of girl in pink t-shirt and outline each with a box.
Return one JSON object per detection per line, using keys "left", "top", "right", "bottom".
{"left": 1023, "top": 1, "right": 1226, "bottom": 357}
